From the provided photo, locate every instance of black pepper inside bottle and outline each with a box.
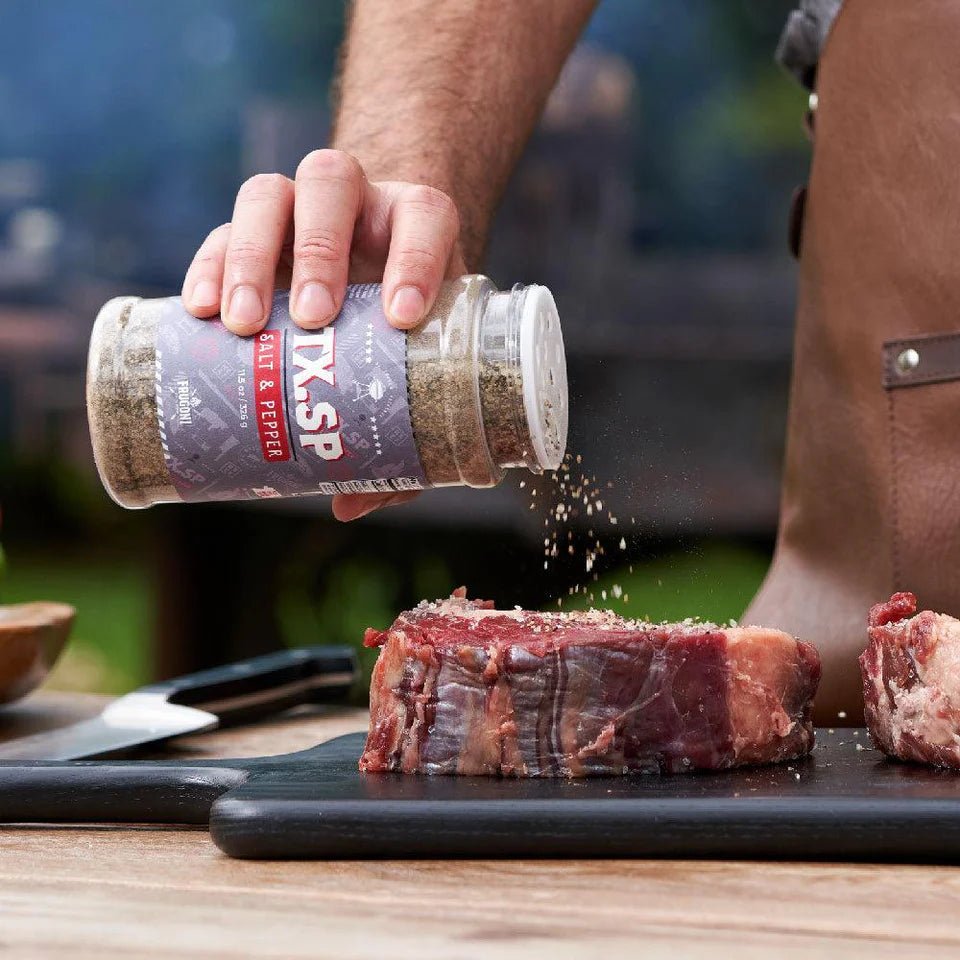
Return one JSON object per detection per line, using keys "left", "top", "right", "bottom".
{"left": 86, "top": 276, "right": 568, "bottom": 508}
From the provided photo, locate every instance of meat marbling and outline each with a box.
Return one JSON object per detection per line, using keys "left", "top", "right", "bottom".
{"left": 360, "top": 593, "right": 821, "bottom": 777}
{"left": 862, "top": 592, "right": 960, "bottom": 768}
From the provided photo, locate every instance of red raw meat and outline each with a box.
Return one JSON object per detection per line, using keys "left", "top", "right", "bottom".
{"left": 360, "top": 594, "right": 821, "bottom": 777}
{"left": 862, "top": 592, "right": 960, "bottom": 768}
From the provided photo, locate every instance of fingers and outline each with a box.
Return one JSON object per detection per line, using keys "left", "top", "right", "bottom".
{"left": 221, "top": 173, "right": 294, "bottom": 335}
{"left": 381, "top": 184, "right": 460, "bottom": 329}
{"left": 290, "top": 149, "right": 365, "bottom": 329}
{"left": 184, "top": 157, "right": 462, "bottom": 338}
{"left": 331, "top": 490, "right": 420, "bottom": 522}
{"left": 182, "top": 224, "right": 230, "bottom": 317}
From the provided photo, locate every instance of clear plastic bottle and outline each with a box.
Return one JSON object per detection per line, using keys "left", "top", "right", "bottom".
{"left": 87, "top": 276, "right": 568, "bottom": 508}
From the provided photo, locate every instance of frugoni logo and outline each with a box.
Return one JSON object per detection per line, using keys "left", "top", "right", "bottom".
{"left": 174, "top": 376, "right": 193, "bottom": 425}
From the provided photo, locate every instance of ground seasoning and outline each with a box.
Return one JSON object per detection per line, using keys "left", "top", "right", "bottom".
{"left": 87, "top": 296, "right": 176, "bottom": 508}
{"left": 87, "top": 276, "right": 568, "bottom": 508}
{"left": 534, "top": 451, "right": 638, "bottom": 609}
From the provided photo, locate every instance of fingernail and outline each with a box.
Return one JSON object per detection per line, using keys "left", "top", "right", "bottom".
{"left": 294, "top": 282, "right": 335, "bottom": 326}
{"left": 191, "top": 279, "right": 220, "bottom": 309}
{"left": 388, "top": 286, "right": 426, "bottom": 327}
{"left": 227, "top": 285, "right": 263, "bottom": 330}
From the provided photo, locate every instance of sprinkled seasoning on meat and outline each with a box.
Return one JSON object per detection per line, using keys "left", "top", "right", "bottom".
{"left": 360, "top": 592, "right": 821, "bottom": 777}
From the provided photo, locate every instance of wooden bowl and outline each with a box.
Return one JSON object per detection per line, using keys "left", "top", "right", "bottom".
{"left": 0, "top": 602, "right": 76, "bottom": 705}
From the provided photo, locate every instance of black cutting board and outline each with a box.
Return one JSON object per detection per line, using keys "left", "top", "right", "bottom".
{"left": 3, "top": 729, "right": 960, "bottom": 861}
{"left": 209, "top": 729, "right": 960, "bottom": 861}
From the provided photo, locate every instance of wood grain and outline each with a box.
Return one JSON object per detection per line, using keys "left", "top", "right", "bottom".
{"left": 0, "top": 694, "right": 956, "bottom": 959}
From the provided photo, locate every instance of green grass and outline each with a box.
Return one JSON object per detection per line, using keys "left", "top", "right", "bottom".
{"left": 0, "top": 552, "right": 151, "bottom": 694}
{"left": 555, "top": 542, "right": 770, "bottom": 624}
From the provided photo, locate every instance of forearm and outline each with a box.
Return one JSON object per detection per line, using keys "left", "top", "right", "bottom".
{"left": 332, "top": 0, "right": 596, "bottom": 266}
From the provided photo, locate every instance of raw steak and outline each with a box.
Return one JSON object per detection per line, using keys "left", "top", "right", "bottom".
{"left": 360, "top": 593, "right": 821, "bottom": 777}
{"left": 861, "top": 592, "right": 960, "bottom": 768}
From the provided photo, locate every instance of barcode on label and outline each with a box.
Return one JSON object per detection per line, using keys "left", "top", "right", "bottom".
{"left": 316, "top": 478, "right": 424, "bottom": 495}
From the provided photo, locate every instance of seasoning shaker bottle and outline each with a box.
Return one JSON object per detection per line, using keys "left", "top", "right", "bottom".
{"left": 86, "top": 276, "right": 568, "bottom": 508}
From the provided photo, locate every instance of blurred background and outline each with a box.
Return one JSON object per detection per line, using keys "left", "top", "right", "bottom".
{"left": 0, "top": 0, "right": 809, "bottom": 695}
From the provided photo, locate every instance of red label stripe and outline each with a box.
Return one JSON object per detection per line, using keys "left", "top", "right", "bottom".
{"left": 253, "top": 330, "right": 291, "bottom": 462}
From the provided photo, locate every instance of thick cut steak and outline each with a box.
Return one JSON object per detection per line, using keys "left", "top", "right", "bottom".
{"left": 862, "top": 592, "right": 960, "bottom": 769}
{"left": 360, "top": 594, "right": 821, "bottom": 777}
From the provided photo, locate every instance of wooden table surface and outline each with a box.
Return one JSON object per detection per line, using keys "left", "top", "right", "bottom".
{"left": 1, "top": 693, "right": 958, "bottom": 959}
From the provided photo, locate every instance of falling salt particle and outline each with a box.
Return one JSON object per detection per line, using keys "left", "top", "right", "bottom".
{"left": 619, "top": 537, "right": 626, "bottom": 550}
{"left": 855, "top": 743, "right": 865, "bottom": 751}
{"left": 596, "top": 501, "right": 603, "bottom": 512}
{"left": 612, "top": 584, "right": 623, "bottom": 599}
{"left": 519, "top": 481, "right": 525, "bottom": 489}
{"left": 544, "top": 561, "right": 548, "bottom": 570}
{"left": 601, "top": 590, "right": 607, "bottom": 601}
{"left": 586, "top": 505, "right": 593, "bottom": 516}
{"left": 794, "top": 773, "right": 801, "bottom": 781}
{"left": 837, "top": 711, "right": 847, "bottom": 719}
{"left": 623, "top": 594, "right": 629, "bottom": 603}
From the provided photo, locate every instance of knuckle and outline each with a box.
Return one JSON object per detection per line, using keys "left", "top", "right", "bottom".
{"left": 238, "top": 172, "right": 291, "bottom": 204}
{"left": 403, "top": 184, "right": 458, "bottom": 223}
{"left": 294, "top": 227, "right": 347, "bottom": 266}
{"left": 297, "top": 148, "right": 362, "bottom": 187}
{"left": 205, "top": 222, "right": 231, "bottom": 245}
{"left": 228, "top": 238, "right": 272, "bottom": 270}
{"left": 393, "top": 242, "right": 445, "bottom": 277}
{"left": 194, "top": 250, "right": 222, "bottom": 268}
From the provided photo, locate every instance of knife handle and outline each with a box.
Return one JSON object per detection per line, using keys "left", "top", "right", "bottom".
{"left": 140, "top": 647, "right": 358, "bottom": 726}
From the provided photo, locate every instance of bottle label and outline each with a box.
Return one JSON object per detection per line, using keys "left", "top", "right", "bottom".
{"left": 154, "top": 285, "right": 427, "bottom": 501}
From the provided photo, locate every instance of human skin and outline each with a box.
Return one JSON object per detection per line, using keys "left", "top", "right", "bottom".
{"left": 181, "top": 0, "right": 597, "bottom": 520}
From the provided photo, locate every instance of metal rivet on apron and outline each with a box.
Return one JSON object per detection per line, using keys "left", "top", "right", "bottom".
{"left": 809, "top": 92, "right": 819, "bottom": 113}
{"left": 896, "top": 348, "right": 921, "bottom": 374}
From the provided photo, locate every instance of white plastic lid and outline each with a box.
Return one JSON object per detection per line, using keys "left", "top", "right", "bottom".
{"left": 519, "top": 285, "right": 568, "bottom": 472}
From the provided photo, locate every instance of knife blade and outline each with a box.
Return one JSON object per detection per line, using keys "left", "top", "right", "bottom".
{"left": 0, "top": 645, "right": 357, "bottom": 760}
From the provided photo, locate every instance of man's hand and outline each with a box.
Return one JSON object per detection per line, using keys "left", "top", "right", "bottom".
{"left": 181, "top": 149, "right": 465, "bottom": 521}
{"left": 182, "top": 149, "right": 465, "bottom": 334}
{"left": 181, "top": 0, "right": 595, "bottom": 520}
